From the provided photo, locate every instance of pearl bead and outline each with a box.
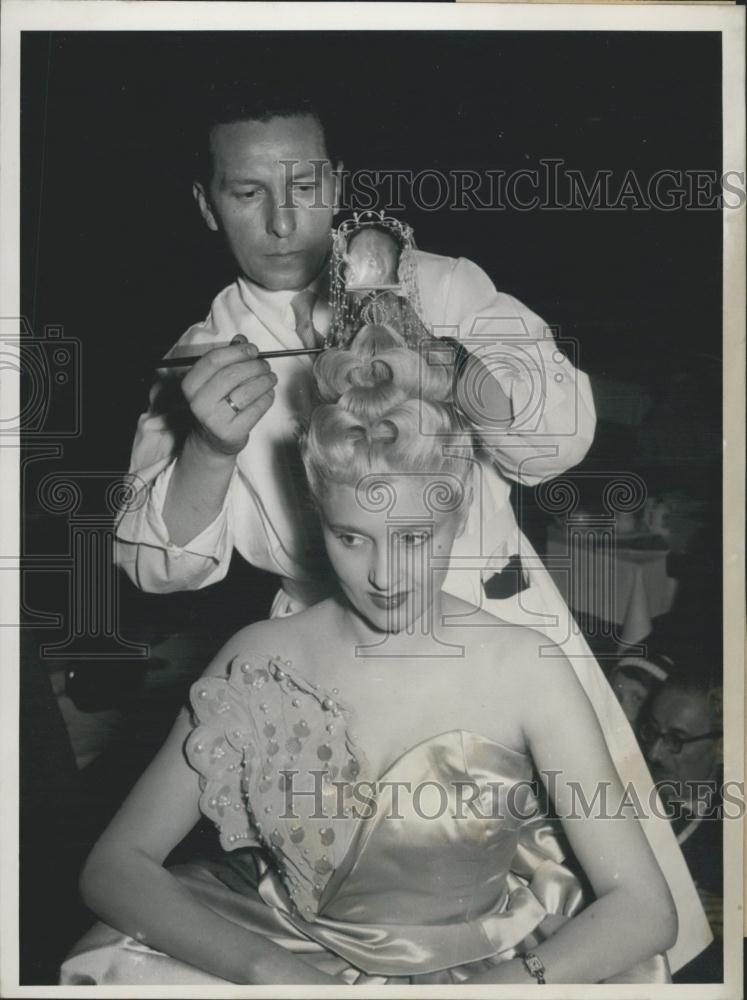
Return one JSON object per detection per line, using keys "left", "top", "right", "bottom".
{"left": 240, "top": 662, "right": 251, "bottom": 673}
{"left": 292, "top": 698, "right": 301, "bottom": 708}
{"left": 198, "top": 689, "right": 208, "bottom": 698}
{"left": 264, "top": 805, "right": 272, "bottom": 814}
{"left": 322, "top": 697, "right": 334, "bottom": 711}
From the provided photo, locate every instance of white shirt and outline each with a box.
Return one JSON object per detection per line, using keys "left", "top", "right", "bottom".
{"left": 115, "top": 250, "right": 596, "bottom": 598}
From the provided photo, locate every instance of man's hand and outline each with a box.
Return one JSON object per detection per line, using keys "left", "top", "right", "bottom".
{"left": 162, "top": 336, "right": 277, "bottom": 547}
{"left": 181, "top": 337, "right": 278, "bottom": 457}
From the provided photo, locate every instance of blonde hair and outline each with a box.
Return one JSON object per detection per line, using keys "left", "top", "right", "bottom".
{"left": 300, "top": 324, "right": 474, "bottom": 502}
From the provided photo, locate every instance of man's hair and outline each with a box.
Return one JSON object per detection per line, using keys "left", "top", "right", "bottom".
{"left": 193, "top": 80, "right": 337, "bottom": 186}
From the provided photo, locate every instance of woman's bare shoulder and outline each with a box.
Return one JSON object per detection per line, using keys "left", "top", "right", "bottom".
{"left": 441, "top": 593, "right": 558, "bottom": 661}
{"left": 201, "top": 602, "right": 338, "bottom": 678}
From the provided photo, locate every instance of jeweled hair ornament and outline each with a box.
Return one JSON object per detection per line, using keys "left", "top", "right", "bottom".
{"left": 156, "top": 213, "right": 429, "bottom": 369}
{"left": 326, "top": 211, "right": 429, "bottom": 350}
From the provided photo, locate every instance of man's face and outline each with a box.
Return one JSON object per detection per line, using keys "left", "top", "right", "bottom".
{"left": 195, "top": 115, "right": 339, "bottom": 291}
{"left": 643, "top": 687, "right": 720, "bottom": 789}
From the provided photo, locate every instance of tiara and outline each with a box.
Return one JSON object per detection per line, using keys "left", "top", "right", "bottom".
{"left": 326, "top": 211, "right": 427, "bottom": 348}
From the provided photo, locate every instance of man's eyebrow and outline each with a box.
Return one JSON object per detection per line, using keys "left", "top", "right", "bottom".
{"left": 224, "top": 176, "right": 263, "bottom": 186}
{"left": 287, "top": 167, "right": 322, "bottom": 181}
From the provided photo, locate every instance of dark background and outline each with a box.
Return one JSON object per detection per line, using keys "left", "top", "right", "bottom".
{"left": 19, "top": 30, "right": 724, "bottom": 983}
{"left": 22, "top": 29, "right": 723, "bottom": 470}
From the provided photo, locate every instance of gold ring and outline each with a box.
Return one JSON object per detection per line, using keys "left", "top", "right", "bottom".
{"left": 225, "top": 393, "right": 241, "bottom": 415}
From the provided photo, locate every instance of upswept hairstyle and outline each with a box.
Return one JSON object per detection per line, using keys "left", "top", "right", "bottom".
{"left": 300, "top": 325, "right": 475, "bottom": 504}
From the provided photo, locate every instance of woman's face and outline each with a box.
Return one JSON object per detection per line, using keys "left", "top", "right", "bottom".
{"left": 319, "top": 474, "right": 466, "bottom": 633}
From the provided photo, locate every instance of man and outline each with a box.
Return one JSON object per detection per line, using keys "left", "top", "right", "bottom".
{"left": 639, "top": 670, "right": 724, "bottom": 981}
{"left": 608, "top": 651, "right": 672, "bottom": 726}
{"left": 114, "top": 86, "right": 709, "bottom": 972}
{"left": 116, "top": 89, "right": 594, "bottom": 618}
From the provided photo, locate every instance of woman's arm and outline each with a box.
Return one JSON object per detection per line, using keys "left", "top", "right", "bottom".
{"left": 471, "top": 644, "right": 677, "bottom": 985}
{"left": 79, "top": 637, "right": 336, "bottom": 985}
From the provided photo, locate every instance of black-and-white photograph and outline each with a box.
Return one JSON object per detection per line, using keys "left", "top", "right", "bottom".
{"left": 1, "top": 1, "right": 744, "bottom": 994}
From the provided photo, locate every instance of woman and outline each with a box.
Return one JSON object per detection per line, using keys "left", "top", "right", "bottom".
{"left": 62, "top": 326, "right": 678, "bottom": 985}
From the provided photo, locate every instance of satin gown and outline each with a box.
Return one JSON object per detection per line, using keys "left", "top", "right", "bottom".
{"left": 60, "top": 653, "right": 670, "bottom": 985}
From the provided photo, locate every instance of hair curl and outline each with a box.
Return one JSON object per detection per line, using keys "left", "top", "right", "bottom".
{"left": 300, "top": 325, "right": 473, "bottom": 502}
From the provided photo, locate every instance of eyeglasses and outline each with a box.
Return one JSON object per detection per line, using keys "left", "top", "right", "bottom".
{"left": 638, "top": 720, "right": 722, "bottom": 756}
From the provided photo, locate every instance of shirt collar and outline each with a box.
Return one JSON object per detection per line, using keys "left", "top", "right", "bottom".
{"left": 238, "top": 259, "right": 330, "bottom": 330}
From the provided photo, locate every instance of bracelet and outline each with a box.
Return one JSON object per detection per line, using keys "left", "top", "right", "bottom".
{"left": 520, "top": 952, "right": 547, "bottom": 984}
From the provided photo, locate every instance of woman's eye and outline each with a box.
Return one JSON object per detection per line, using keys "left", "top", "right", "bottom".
{"left": 337, "top": 533, "right": 365, "bottom": 548}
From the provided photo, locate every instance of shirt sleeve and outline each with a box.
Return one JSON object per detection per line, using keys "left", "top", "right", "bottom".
{"left": 114, "top": 383, "right": 235, "bottom": 593}
{"left": 441, "top": 256, "right": 596, "bottom": 486}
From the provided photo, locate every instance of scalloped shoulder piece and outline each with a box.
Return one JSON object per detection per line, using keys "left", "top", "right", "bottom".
{"left": 185, "top": 668, "right": 260, "bottom": 852}
{"left": 185, "top": 652, "right": 363, "bottom": 922}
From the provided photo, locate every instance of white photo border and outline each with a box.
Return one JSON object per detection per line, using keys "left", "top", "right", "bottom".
{"left": 0, "top": 2, "right": 744, "bottom": 998}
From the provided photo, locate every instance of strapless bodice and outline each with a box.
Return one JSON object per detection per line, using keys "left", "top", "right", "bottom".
{"left": 183, "top": 653, "right": 585, "bottom": 976}
{"left": 61, "top": 650, "right": 673, "bottom": 984}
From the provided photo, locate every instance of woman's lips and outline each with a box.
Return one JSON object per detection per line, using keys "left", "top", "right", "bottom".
{"left": 369, "top": 591, "right": 409, "bottom": 610}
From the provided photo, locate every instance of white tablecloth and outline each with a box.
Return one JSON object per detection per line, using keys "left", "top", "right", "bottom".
{"left": 545, "top": 523, "right": 678, "bottom": 645}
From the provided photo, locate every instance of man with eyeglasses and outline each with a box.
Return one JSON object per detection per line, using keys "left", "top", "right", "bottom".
{"left": 639, "top": 669, "right": 723, "bottom": 981}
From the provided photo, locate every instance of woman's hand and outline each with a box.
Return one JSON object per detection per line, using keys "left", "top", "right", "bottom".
{"left": 468, "top": 958, "right": 535, "bottom": 985}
